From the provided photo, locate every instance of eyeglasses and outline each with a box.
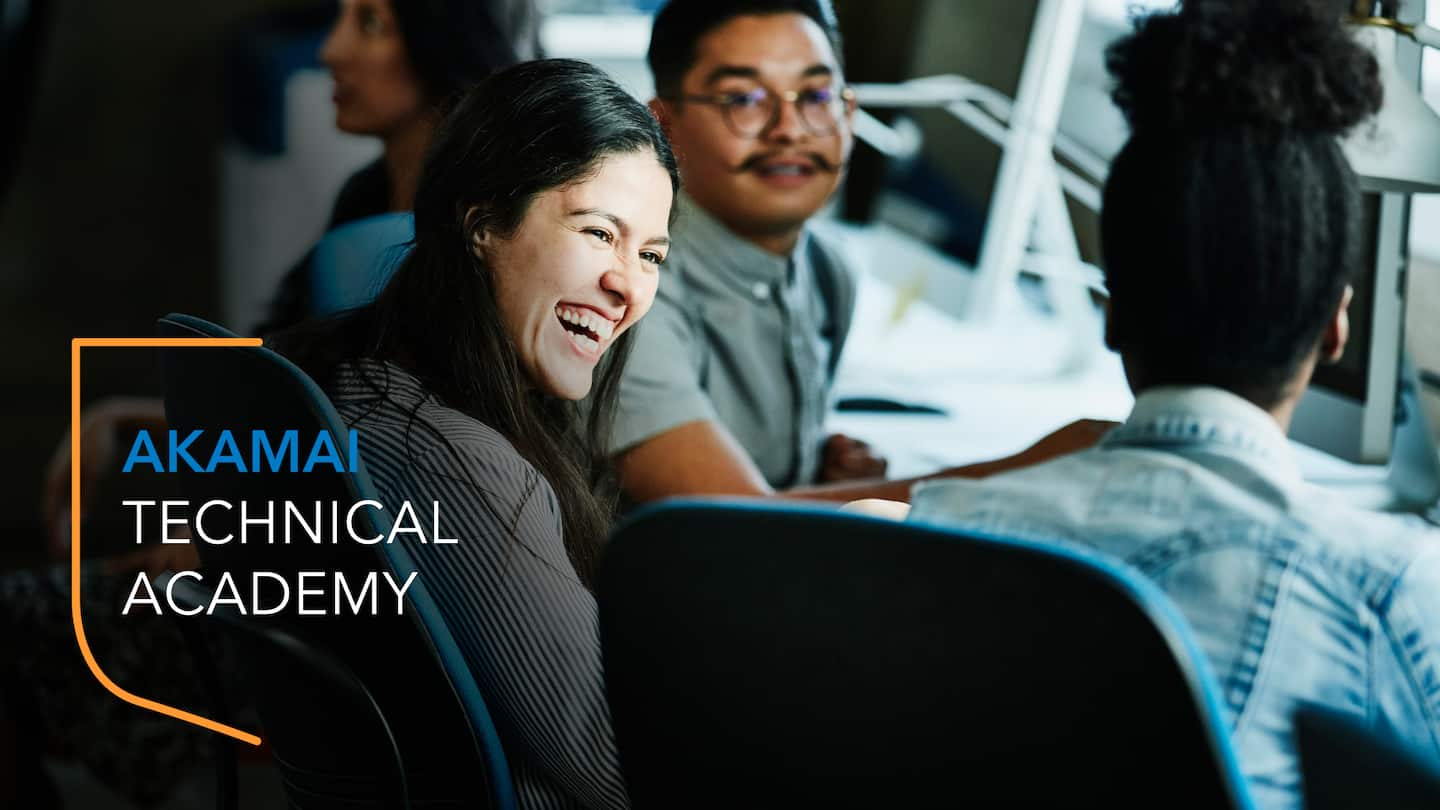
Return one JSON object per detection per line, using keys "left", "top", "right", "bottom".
{"left": 668, "top": 86, "right": 856, "bottom": 138}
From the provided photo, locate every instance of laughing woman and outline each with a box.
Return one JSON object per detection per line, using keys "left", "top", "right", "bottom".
{"left": 277, "top": 58, "right": 678, "bottom": 808}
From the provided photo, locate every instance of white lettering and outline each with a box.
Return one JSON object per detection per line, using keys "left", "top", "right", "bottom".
{"left": 384, "top": 571, "right": 418, "bottom": 615}
{"left": 346, "top": 500, "right": 384, "bottom": 544}
{"left": 432, "top": 501, "right": 457, "bottom": 543}
{"left": 122, "top": 572, "right": 162, "bottom": 615}
{"left": 240, "top": 500, "right": 275, "bottom": 544}
{"left": 252, "top": 572, "right": 290, "bottom": 616}
{"left": 208, "top": 571, "right": 248, "bottom": 616}
{"left": 296, "top": 571, "right": 327, "bottom": 616}
{"left": 162, "top": 571, "right": 206, "bottom": 616}
{"left": 335, "top": 571, "right": 377, "bottom": 615}
{"left": 122, "top": 500, "right": 156, "bottom": 544}
{"left": 161, "top": 500, "right": 190, "bottom": 543}
{"left": 194, "top": 500, "right": 233, "bottom": 543}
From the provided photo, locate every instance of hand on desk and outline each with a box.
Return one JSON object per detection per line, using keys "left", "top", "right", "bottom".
{"left": 818, "top": 433, "right": 888, "bottom": 483}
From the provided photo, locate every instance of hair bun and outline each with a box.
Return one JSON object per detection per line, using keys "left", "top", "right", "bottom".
{"left": 1107, "top": 0, "right": 1382, "bottom": 135}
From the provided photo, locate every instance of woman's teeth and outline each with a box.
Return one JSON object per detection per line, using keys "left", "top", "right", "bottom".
{"left": 555, "top": 305, "right": 615, "bottom": 343}
{"left": 569, "top": 331, "right": 599, "bottom": 353}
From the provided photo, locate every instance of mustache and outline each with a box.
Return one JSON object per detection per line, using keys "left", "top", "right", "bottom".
{"left": 735, "top": 152, "right": 840, "bottom": 174}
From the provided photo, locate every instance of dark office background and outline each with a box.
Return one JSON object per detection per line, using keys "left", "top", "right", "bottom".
{"left": 0, "top": 0, "right": 1006, "bottom": 570}
{"left": 3, "top": 0, "right": 1436, "bottom": 573}
{"left": 0, "top": 0, "right": 319, "bottom": 569}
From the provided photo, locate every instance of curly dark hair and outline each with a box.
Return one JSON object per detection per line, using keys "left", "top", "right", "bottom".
{"left": 1100, "top": 0, "right": 1383, "bottom": 407}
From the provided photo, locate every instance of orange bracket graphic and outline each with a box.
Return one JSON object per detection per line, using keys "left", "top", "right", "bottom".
{"left": 72, "top": 337, "right": 264, "bottom": 747}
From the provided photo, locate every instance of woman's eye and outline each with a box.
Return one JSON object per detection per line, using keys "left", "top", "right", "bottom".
{"left": 585, "top": 228, "right": 614, "bottom": 244}
{"left": 641, "top": 251, "right": 665, "bottom": 266}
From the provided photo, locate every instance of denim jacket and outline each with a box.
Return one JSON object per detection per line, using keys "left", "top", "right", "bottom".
{"left": 910, "top": 386, "right": 1440, "bottom": 810}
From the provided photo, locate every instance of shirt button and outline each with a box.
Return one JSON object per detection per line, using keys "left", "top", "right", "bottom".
{"left": 751, "top": 282, "right": 771, "bottom": 301}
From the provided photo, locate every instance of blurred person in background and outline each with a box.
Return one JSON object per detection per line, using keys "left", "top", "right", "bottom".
{"left": 258, "top": 0, "right": 544, "bottom": 332}
{"left": 3, "top": 1, "right": 540, "bottom": 806}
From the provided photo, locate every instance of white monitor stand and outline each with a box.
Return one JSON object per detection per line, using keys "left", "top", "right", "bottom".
{"left": 1293, "top": 355, "right": 1440, "bottom": 518}
{"left": 1289, "top": 192, "right": 1409, "bottom": 465}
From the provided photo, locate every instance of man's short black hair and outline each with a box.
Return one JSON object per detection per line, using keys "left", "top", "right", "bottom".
{"left": 647, "top": 0, "right": 845, "bottom": 99}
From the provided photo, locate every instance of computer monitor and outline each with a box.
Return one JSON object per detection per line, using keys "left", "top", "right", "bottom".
{"left": 1288, "top": 192, "right": 1409, "bottom": 465}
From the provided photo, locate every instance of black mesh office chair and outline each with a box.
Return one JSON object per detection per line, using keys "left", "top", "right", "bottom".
{"left": 598, "top": 500, "right": 1256, "bottom": 809}
{"left": 156, "top": 313, "right": 515, "bottom": 810}
{"left": 162, "top": 572, "right": 409, "bottom": 810}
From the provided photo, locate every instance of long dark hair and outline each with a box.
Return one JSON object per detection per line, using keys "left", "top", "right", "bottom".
{"left": 281, "top": 58, "right": 679, "bottom": 585}
{"left": 1100, "top": 0, "right": 1381, "bottom": 407}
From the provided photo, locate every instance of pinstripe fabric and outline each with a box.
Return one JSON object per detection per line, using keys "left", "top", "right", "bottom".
{"left": 329, "top": 361, "right": 630, "bottom": 810}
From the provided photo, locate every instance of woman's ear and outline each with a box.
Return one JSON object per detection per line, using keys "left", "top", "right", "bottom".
{"left": 464, "top": 205, "right": 488, "bottom": 257}
{"left": 1320, "top": 284, "right": 1353, "bottom": 364}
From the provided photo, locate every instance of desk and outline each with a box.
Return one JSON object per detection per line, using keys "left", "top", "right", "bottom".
{"left": 823, "top": 220, "right": 1131, "bottom": 478}
{"left": 821, "top": 220, "right": 1437, "bottom": 518}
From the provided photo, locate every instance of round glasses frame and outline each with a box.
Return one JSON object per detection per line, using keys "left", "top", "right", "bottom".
{"left": 667, "top": 86, "right": 857, "bottom": 138}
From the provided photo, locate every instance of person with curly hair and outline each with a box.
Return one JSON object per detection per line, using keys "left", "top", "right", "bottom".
{"left": 907, "top": 1, "right": 1440, "bottom": 806}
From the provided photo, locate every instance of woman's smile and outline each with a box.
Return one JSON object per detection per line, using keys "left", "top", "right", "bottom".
{"left": 554, "top": 303, "right": 620, "bottom": 359}
{"left": 481, "top": 150, "right": 671, "bottom": 400}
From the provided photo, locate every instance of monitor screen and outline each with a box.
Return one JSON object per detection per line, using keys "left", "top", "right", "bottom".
{"left": 1310, "top": 193, "right": 1382, "bottom": 403}
{"left": 1289, "top": 191, "right": 1409, "bottom": 465}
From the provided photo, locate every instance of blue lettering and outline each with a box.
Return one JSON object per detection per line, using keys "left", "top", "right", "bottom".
{"left": 122, "top": 430, "right": 165, "bottom": 473}
{"left": 303, "top": 431, "right": 346, "bottom": 473}
{"left": 205, "top": 430, "right": 247, "bottom": 473}
{"left": 121, "top": 430, "right": 356, "bottom": 473}
{"left": 169, "top": 430, "right": 204, "bottom": 472}
{"left": 252, "top": 430, "right": 299, "bottom": 473}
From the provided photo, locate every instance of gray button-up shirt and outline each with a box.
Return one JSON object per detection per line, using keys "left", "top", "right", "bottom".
{"left": 610, "top": 196, "right": 857, "bottom": 487}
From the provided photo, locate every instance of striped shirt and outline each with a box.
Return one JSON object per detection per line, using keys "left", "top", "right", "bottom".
{"left": 329, "top": 361, "right": 628, "bottom": 810}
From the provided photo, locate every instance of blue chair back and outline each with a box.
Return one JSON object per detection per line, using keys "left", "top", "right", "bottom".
{"left": 157, "top": 312, "right": 515, "bottom": 810}
{"left": 310, "top": 212, "right": 414, "bottom": 315}
{"left": 598, "top": 499, "right": 1255, "bottom": 809}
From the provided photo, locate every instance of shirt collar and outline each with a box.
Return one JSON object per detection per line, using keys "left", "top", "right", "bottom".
{"left": 674, "top": 193, "right": 810, "bottom": 285}
{"left": 1104, "top": 385, "right": 1304, "bottom": 496}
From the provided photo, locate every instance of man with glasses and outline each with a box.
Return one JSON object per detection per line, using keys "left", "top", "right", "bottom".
{"left": 611, "top": 0, "right": 886, "bottom": 501}
{"left": 612, "top": 0, "right": 1103, "bottom": 503}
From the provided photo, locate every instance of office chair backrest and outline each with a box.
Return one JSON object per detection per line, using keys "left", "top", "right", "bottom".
{"left": 599, "top": 500, "right": 1255, "bottom": 809}
{"left": 1297, "top": 703, "right": 1440, "bottom": 809}
{"left": 310, "top": 212, "right": 414, "bottom": 315}
{"left": 157, "top": 312, "right": 513, "bottom": 809}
